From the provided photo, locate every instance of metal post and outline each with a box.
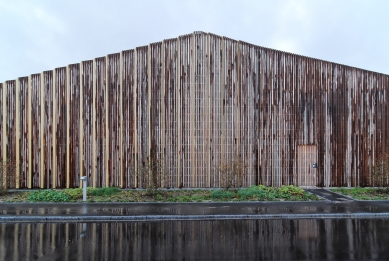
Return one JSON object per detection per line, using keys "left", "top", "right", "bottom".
{"left": 80, "top": 176, "right": 87, "bottom": 201}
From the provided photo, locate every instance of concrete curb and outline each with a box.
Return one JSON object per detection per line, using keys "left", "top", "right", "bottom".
{"left": 2, "top": 213, "right": 389, "bottom": 222}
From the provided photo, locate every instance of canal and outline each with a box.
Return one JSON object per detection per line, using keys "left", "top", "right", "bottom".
{"left": 1, "top": 218, "right": 389, "bottom": 260}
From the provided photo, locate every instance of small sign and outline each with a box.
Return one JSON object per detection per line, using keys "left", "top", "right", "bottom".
{"left": 312, "top": 163, "right": 318, "bottom": 169}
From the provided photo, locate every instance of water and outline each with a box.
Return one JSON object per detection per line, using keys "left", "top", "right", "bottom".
{"left": 1, "top": 219, "right": 389, "bottom": 260}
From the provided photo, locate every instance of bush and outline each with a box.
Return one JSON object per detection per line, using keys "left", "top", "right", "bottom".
{"left": 237, "top": 185, "right": 316, "bottom": 201}
{"left": 64, "top": 188, "right": 83, "bottom": 200}
{"left": 88, "top": 187, "right": 121, "bottom": 197}
{"left": 211, "top": 189, "right": 236, "bottom": 199}
{"left": 27, "top": 190, "right": 71, "bottom": 202}
{"left": 238, "top": 186, "right": 268, "bottom": 200}
{"left": 370, "top": 153, "right": 389, "bottom": 192}
{"left": 214, "top": 156, "right": 247, "bottom": 190}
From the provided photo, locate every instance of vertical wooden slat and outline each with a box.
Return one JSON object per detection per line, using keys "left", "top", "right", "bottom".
{"left": 39, "top": 74, "right": 45, "bottom": 188}
{"left": 18, "top": 77, "right": 29, "bottom": 188}
{"left": 122, "top": 50, "right": 136, "bottom": 188}
{"left": 1, "top": 82, "right": 5, "bottom": 187}
{"left": 105, "top": 56, "right": 109, "bottom": 187}
{"left": 190, "top": 33, "right": 195, "bottom": 187}
{"left": 81, "top": 61, "right": 93, "bottom": 186}
{"left": 119, "top": 52, "right": 124, "bottom": 188}
{"left": 136, "top": 46, "right": 149, "bottom": 188}
{"left": 149, "top": 42, "right": 163, "bottom": 187}
{"left": 147, "top": 45, "right": 152, "bottom": 188}
{"left": 54, "top": 67, "right": 67, "bottom": 188}
{"left": 209, "top": 34, "right": 222, "bottom": 187}
{"left": 69, "top": 64, "right": 80, "bottom": 187}
{"left": 94, "top": 57, "right": 107, "bottom": 187}
{"left": 92, "top": 60, "right": 97, "bottom": 187}
{"left": 15, "top": 79, "right": 20, "bottom": 188}
{"left": 133, "top": 49, "right": 138, "bottom": 187}
{"left": 161, "top": 41, "right": 166, "bottom": 188}
{"left": 4, "top": 80, "right": 17, "bottom": 188}
{"left": 42, "top": 71, "right": 53, "bottom": 188}
{"left": 206, "top": 33, "right": 211, "bottom": 187}
{"left": 79, "top": 62, "right": 84, "bottom": 184}
{"left": 176, "top": 36, "right": 181, "bottom": 188}
{"left": 180, "top": 34, "right": 192, "bottom": 187}
{"left": 66, "top": 66, "right": 70, "bottom": 188}
{"left": 52, "top": 70, "right": 57, "bottom": 188}
{"left": 107, "top": 53, "right": 121, "bottom": 187}
{"left": 27, "top": 75, "right": 34, "bottom": 188}
{"left": 29, "top": 75, "right": 40, "bottom": 188}
{"left": 219, "top": 37, "right": 226, "bottom": 187}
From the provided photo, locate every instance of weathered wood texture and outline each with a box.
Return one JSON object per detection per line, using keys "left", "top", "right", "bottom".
{"left": 43, "top": 71, "right": 53, "bottom": 188}
{"left": 122, "top": 50, "right": 136, "bottom": 188}
{"left": 149, "top": 42, "right": 163, "bottom": 186}
{"left": 54, "top": 67, "right": 67, "bottom": 187}
{"left": 4, "top": 81, "right": 17, "bottom": 188}
{"left": 30, "top": 74, "right": 41, "bottom": 187}
{"left": 1, "top": 32, "right": 388, "bottom": 188}
{"left": 18, "top": 77, "right": 29, "bottom": 188}
{"left": 107, "top": 54, "right": 122, "bottom": 187}
{"left": 94, "top": 57, "right": 107, "bottom": 187}
{"left": 81, "top": 61, "right": 93, "bottom": 186}
{"left": 179, "top": 34, "right": 193, "bottom": 187}
{"left": 297, "top": 145, "right": 318, "bottom": 186}
{"left": 0, "top": 83, "right": 4, "bottom": 187}
{"left": 163, "top": 38, "right": 179, "bottom": 188}
{"left": 136, "top": 45, "right": 149, "bottom": 187}
{"left": 68, "top": 64, "right": 80, "bottom": 187}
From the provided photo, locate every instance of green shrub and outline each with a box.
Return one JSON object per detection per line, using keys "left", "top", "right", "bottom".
{"left": 211, "top": 189, "right": 236, "bottom": 199}
{"left": 278, "top": 185, "right": 304, "bottom": 199}
{"left": 63, "top": 188, "right": 83, "bottom": 200}
{"left": 88, "top": 187, "right": 121, "bottom": 197}
{"left": 191, "top": 195, "right": 205, "bottom": 202}
{"left": 238, "top": 186, "right": 267, "bottom": 200}
{"left": 155, "top": 194, "right": 163, "bottom": 201}
{"left": 236, "top": 185, "right": 317, "bottom": 201}
{"left": 177, "top": 195, "right": 192, "bottom": 202}
{"left": 27, "top": 190, "right": 71, "bottom": 202}
{"left": 165, "top": 197, "right": 176, "bottom": 202}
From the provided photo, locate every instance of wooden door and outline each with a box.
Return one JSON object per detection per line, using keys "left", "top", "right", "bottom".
{"left": 297, "top": 145, "right": 318, "bottom": 186}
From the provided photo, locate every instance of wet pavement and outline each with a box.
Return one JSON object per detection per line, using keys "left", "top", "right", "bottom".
{"left": 305, "top": 188, "right": 353, "bottom": 202}
{"left": 2, "top": 218, "right": 389, "bottom": 260}
{"left": 1, "top": 200, "right": 389, "bottom": 221}
{"left": 2, "top": 200, "right": 389, "bottom": 260}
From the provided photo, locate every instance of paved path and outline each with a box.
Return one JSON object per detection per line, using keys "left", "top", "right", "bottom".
{"left": 1, "top": 200, "right": 389, "bottom": 221}
{"left": 304, "top": 188, "right": 353, "bottom": 202}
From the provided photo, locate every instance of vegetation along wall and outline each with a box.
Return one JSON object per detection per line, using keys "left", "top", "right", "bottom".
{"left": 1, "top": 31, "right": 388, "bottom": 188}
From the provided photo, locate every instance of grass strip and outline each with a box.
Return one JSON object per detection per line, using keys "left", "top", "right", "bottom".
{"left": 1, "top": 185, "right": 318, "bottom": 203}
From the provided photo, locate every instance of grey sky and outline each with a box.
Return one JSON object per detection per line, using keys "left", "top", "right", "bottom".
{"left": 1, "top": 0, "right": 388, "bottom": 82}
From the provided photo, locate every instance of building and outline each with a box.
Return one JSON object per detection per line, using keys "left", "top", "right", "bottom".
{"left": 1, "top": 31, "right": 388, "bottom": 188}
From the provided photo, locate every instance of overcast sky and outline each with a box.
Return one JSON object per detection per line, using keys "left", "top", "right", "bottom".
{"left": 1, "top": 0, "right": 388, "bottom": 82}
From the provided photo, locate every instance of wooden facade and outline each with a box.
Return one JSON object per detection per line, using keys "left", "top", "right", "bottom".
{"left": 1, "top": 31, "right": 388, "bottom": 188}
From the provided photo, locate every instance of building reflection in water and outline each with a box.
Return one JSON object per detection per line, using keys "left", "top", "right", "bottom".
{"left": 1, "top": 218, "right": 389, "bottom": 260}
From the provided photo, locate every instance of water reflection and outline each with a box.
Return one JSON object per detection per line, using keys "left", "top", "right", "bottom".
{"left": 1, "top": 219, "right": 389, "bottom": 260}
